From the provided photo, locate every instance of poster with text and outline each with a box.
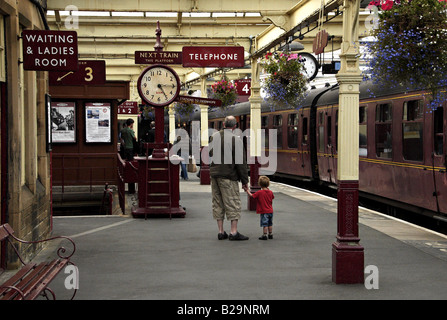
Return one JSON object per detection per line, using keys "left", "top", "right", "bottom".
{"left": 51, "top": 102, "right": 76, "bottom": 143}
{"left": 85, "top": 103, "right": 111, "bottom": 143}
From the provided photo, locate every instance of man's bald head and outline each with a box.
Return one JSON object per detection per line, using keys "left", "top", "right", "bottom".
{"left": 224, "top": 116, "right": 237, "bottom": 129}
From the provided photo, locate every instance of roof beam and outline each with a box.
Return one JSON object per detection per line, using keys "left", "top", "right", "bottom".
{"left": 46, "top": 0, "right": 298, "bottom": 13}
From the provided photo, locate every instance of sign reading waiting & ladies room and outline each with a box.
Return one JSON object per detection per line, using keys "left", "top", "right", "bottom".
{"left": 22, "top": 30, "right": 78, "bottom": 71}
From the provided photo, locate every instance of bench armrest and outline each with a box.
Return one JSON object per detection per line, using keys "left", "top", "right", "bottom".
{"left": 1, "top": 224, "right": 76, "bottom": 265}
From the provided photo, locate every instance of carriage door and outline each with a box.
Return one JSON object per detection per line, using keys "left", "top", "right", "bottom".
{"left": 433, "top": 105, "right": 444, "bottom": 168}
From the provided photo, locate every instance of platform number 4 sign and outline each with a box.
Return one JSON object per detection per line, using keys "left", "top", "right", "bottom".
{"left": 235, "top": 79, "right": 251, "bottom": 96}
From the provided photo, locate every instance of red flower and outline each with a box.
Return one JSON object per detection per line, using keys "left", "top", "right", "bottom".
{"left": 368, "top": 0, "right": 380, "bottom": 7}
{"left": 382, "top": 0, "right": 393, "bottom": 10}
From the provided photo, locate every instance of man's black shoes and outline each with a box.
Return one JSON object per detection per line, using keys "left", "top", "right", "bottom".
{"left": 218, "top": 231, "right": 228, "bottom": 240}
{"left": 229, "top": 232, "right": 249, "bottom": 241}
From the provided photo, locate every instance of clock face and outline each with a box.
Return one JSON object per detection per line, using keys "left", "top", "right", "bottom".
{"left": 300, "top": 53, "right": 319, "bottom": 81}
{"left": 137, "top": 64, "right": 180, "bottom": 107}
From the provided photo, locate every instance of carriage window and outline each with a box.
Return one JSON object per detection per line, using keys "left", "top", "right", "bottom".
{"left": 434, "top": 107, "right": 444, "bottom": 156}
{"left": 318, "top": 112, "right": 324, "bottom": 152}
{"left": 287, "top": 113, "right": 298, "bottom": 148}
{"left": 273, "top": 115, "right": 282, "bottom": 148}
{"left": 375, "top": 103, "right": 392, "bottom": 158}
{"left": 327, "top": 116, "right": 332, "bottom": 147}
{"left": 209, "top": 121, "right": 215, "bottom": 129}
{"left": 359, "top": 106, "right": 367, "bottom": 157}
{"left": 402, "top": 99, "right": 423, "bottom": 161}
{"left": 261, "top": 115, "right": 269, "bottom": 148}
{"left": 302, "top": 117, "right": 308, "bottom": 145}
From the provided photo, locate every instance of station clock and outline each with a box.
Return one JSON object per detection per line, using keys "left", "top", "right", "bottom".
{"left": 137, "top": 64, "right": 181, "bottom": 107}
{"left": 300, "top": 52, "right": 319, "bottom": 81}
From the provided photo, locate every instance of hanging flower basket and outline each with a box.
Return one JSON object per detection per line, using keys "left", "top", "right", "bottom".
{"left": 210, "top": 76, "right": 238, "bottom": 108}
{"left": 259, "top": 52, "right": 308, "bottom": 108}
{"left": 174, "top": 101, "right": 196, "bottom": 117}
{"left": 364, "top": 0, "right": 447, "bottom": 108}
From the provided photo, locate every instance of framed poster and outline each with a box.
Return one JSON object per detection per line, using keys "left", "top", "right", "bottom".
{"left": 85, "top": 102, "right": 111, "bottom": 143}
{"left": 51, "top": 102, "right": 76, "bottom": 143}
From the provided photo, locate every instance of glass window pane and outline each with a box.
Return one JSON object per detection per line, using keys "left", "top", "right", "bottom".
{"left": 319, "top": 126, "right": 324, "bottom": 152}
{"left": 287, "top": 114, "right": 298, "bottom": 148}
{"left": 302, "top": 118, "right": 308, "bottom": 145}
{"left": 403, "top": 122, "right": 423, "bottom": 161}
{"left": 273, "top": 115, "right": 282, "bottom": 148}
{"left": 434, "top": 107, "right": 444, "bottom": 155}
{"left": 359, "top": 106, "right": 367, "bottom": 156}
{"left": 375, "top": 123, "right": 392, "bottom": 158}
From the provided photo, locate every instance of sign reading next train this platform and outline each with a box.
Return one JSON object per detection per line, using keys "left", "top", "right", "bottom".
{"left": 182, "top": 46, "right": 245, "bottom": 68}
{"left": 135, "top": 51, "right": 183, "bottom": 65}
{"left": 22, "top": 30, "right": 78, "bottom": 71}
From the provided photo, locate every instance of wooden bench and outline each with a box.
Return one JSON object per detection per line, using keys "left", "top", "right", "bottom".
{"left": 0, "top": 223, "right": 77, "bottom": 300}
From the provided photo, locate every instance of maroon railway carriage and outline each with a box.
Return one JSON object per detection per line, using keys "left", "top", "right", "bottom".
{"left": 197, "top": 81, "right": 447, "bottom": 219}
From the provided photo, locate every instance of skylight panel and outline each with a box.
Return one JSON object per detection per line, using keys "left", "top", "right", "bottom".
{"left": 145, "top": 12, "right": 178, "bottom": 17}
{"left": 111, "top": 12, "right": 144, "bottom": 17}
{"left": 71, "top": 11, "right": 110, "bottom": 16}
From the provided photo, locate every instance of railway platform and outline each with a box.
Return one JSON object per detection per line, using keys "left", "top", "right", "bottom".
{"left": 4, "top": 174, "right": 447, "bottom": 301}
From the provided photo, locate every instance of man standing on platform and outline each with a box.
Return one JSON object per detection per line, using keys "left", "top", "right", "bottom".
{"left": 120, "top": 118, "right": 136, "bottom": 161}
{"left": 209, "top": 116, "right": 249, "bottom": 241}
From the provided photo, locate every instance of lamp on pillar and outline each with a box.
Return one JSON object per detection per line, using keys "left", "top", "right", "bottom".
{"left": 332, "top": 0, "right": 364, "bottom": 284}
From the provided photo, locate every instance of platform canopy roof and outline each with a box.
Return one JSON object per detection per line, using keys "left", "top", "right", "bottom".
{"left": 46, "top": 0, "right": 372, "bottom": 101}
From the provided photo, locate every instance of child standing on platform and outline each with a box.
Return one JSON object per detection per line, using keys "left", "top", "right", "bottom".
{"left": 246, "top": 176, "right": 275, "bottom": 240}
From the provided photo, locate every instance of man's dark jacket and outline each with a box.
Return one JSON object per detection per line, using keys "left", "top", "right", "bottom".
{"left": 209, "top": 129, "right": 248, "bottom": 185}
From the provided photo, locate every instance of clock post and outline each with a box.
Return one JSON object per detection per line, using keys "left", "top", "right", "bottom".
{"left": 152, "top": 21, "right": 167, "bottom": 158}
{"left": 132, "top": 21, "right": 185, "bottom": 218}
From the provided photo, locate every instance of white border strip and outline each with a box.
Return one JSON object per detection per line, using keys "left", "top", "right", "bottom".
{"left": 273, "top": 182, "right": 447, "bottom": 240}
{"left": 66, "top": 219, "right": 134, "bottom": 239}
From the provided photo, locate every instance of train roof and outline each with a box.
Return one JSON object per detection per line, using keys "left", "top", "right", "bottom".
{"left": 182, "top": 80, "right": 426, "bottom": 122}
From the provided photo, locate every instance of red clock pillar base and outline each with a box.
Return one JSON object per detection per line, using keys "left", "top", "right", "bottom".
{"left": 248, "top": 158, "right": 260, "bottom": 211}
{"left": 332, "top": 181, "right": 364, "bottom": 284}
{"left": 200, "top": 146, "right": 210, "bottom": 185}
{"left": 131, "top": 156, "right": 186, "bottom": 219}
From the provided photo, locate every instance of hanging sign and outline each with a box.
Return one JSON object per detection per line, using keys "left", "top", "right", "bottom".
{"left": 22, "top": 30, "right": 78, "bottom": 71}
{"left": 313, "top": 30, "right": 329, "bottom": 55}
{"left": 182, "top": 46, "right": 245, "bottom": 68}
{"left": 118, "top": 101, "right": 139, "bottom": 114}
{"left": 235, "top": 79, "right": 251, "bottom": 96}
{"left": 49, "top": 60, "right": 105, "bottom": 85}
{"left": 135, "top": 51, "right": 183, "bottom": 64}
{"left": 176, "top": 95, "right": 221, "bottom": 107}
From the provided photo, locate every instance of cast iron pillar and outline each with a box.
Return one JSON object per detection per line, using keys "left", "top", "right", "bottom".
{"left": 332, "top": 0, "right": 364, "bottom": 284}
{"left": 248, "top": 57, "right": 262, "bottom": 210}
{"left": 199, "top": 74, "right": 210, "bottom": 185}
